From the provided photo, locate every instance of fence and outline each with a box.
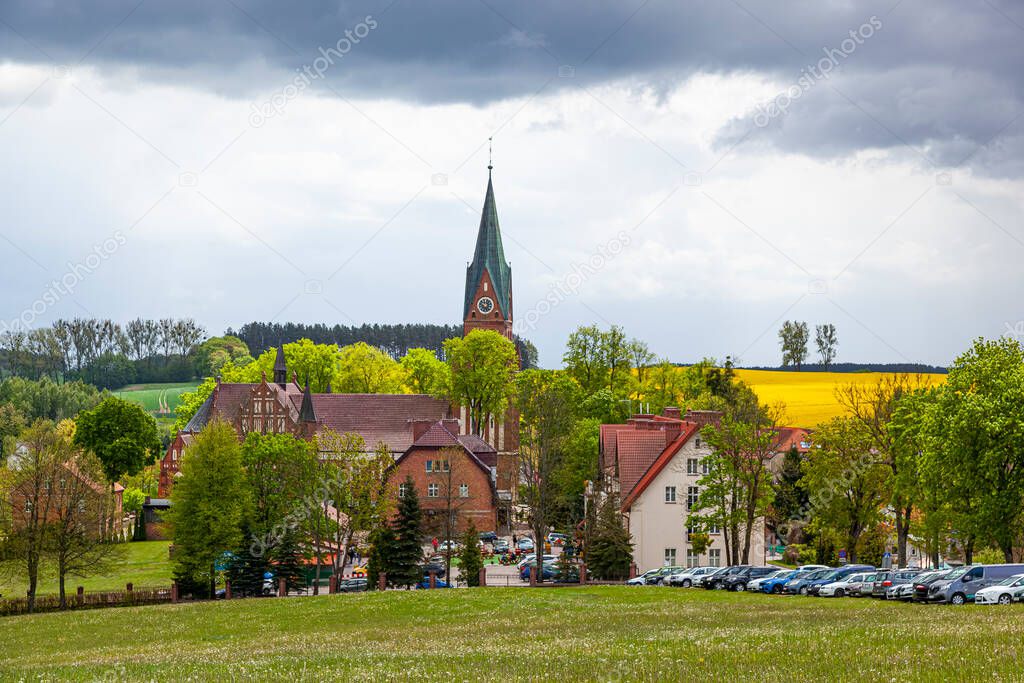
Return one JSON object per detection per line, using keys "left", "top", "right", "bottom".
{"left": 0, "top": 584, "right": 172, "bottom": 617}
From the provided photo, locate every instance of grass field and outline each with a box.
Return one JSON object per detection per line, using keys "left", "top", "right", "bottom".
{"left": 0, "top": 541, "right": 172, "bottom": 598}
{"left": 112, "top": 382, "right": 201, "bottom": 415}
{"left": 0, "top": 587, "right": 1020, "bottom": 681}
{"left": 734, "top": 369, "right": 946, "bottom": 427}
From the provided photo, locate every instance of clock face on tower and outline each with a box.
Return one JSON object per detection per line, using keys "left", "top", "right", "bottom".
{"left": 477, "top": 297, "right": 494, "bottom": 314}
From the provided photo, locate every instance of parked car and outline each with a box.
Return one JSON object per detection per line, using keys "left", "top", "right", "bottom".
{"left": 745, "top": 569, "right": 788, "bottom": 592}
{"left": 842, "top": 572, "right": 873, "bottom": 597}
{"left": 760, "top": 569, "right": 802, "bottom": 594}
{"left": 783, "top": 568, "right": 833, "bottom": 595}
{"left": 520, "top": 562, "right": 558, "bottom": 581}
{"left": 649, "top": 566, "right": 685, "bottom": 585}
{"left": 695, "top": 566, "right": 732, "bottom": 589}
{"left": 855, "top": 573, "right": 878, "bottom": 597}
{"left": 819, "top": 572, "right": 872, "bottom": 598}
{"left": 492, "top": 539, "right": 510, "bottom": 554}
{"left": 974, "top": 574, "right": 1024, "bottom": 605}
{"left": 416, "top": 577, "right": 452, "bottom": 589}
{"left": 912, "top": 570, "right": 951, "bottom": 602}
{"left": 337, "top": 577, "right": 368, "bottom": 593}
{"left": 478, "top": 531, "right": 498, "bottom": 543}
{"left": 667, "top": 566, "right": 716, "bottom": 587}
{"left": 419, "top": 562, "right": 447, "bottom": 579}
{"left": 929, "top": 564, "right": 1024, "bottom": 605}
{"left": 891, "top": 582, "right": 919, "bottom": 601}
{"left": 517, "top": 554, "right": 557, "bottom": 572}
{"left": 720, "top": 566, "right": 777, "bottom": 592}
{"left": 796, "top": 564, "right": 831, "bottom": 572}
{"left": 702, "top": 566, "right": 752, "bottom": 590}
{"left": 437, "top": 540, "right": 460, "bottom": 553}
{"left": 872, "top": 568, "right": 922, "bottom": 598}
{"left": 807, "top": 566, "right": 874, "bottom": 596}
{"left": 516, "top": 537, "right": 535, "bottom": 552}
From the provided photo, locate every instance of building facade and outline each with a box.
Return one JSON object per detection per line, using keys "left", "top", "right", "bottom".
{"left": 600, "top": 408, "right": 767, "bottom": 572}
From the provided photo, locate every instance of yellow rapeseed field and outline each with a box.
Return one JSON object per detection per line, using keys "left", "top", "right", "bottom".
{"left": 733, "top": 369, "right": 946, "bottom": 428}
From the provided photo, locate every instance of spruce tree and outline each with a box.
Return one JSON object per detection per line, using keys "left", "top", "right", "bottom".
{"left": 274, "top": 528, "right": 306, "bottom": 594}
{"left": 227, "top": 521, "right": 269, "bottom": 597}
{"left": 587, "top": 495, "right": 633, "bottom": 580}
{"left": 367, "top": 525, "right": 396, "bottom": 590}
{"left": 390, "top": 476, "right": 424, "bottom": 588}
{"left": 458, "top": 520, "right": 484, "bottom": 587}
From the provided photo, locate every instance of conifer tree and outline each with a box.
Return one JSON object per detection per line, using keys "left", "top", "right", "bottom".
{"left": 367, "top": 525, "right": 396, "bottom": 589}
{"left": 390, "top": 476, "right": 424, "bottom": 588}
{"left": 459, "top": 520, "right": 484, "bottom": 587}
{"left": 587, "top": 494, "right": 633, "bottom": 580}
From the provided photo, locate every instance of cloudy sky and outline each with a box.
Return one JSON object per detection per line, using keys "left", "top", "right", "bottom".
{"left": 1, "top": 0, "right": 1022, "bottom": 368}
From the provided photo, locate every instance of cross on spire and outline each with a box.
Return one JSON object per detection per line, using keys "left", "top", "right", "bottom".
{"left": 488, "top": 136, "right": 493, "bottom": 172}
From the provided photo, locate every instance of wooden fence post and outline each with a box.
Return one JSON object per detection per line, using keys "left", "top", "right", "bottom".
{"left": 478, "top": 567, "right": 487, "bottom": 587}
{"left": 76, "top": 586, "right": 84, "bottom": 607}
{"left": 579, "top": 563, "right": 587, "bottom": 585}
{"left": 278, "top": 577, "right": 287, "bottom": 597}
{"left": 329, "top": 575, "right": 337, "bottom": 594}
{"left": 378, "top": 572, "right": 387, "bottom": 591}
{"left": 529, "top": 565, "right": 537, "bottom": 587}
{"left": 429, "top": 570, "right": 436, "bottom": 589}
{"left": 225, "top": 580, "right": 232, "bottom": 600}
{"left": 629, "top": 563, "right": 637, "bottom": 579}
{"left": 171, "top": 581, "right": 179, "bottom": 603}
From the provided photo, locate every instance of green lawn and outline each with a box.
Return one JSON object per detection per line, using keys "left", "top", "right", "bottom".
{"left": 1, "top": 587, "right": 1022, "bottom": 681}
{"left": 112, "top": 382, "right": 201, "bottom": 415}
{"left": 0, "top": 541, "right": 172, "bottom": 598}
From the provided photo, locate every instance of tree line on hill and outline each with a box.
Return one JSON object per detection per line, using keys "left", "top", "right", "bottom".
{"left": 227, "top": 321, "right": 539, "bottom": 369}
{"left": 0, "top": 318, "right": 206, "bottom": 389}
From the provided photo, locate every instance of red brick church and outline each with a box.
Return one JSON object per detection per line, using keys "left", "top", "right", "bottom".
{"left": 158, "top": 165, "right": 519, "bottom": 533}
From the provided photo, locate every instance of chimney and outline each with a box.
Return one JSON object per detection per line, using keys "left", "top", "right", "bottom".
{"left": 442, "top": 418, "right": 461, "bottom": 435}
{"left": 409, "top": 419, "right": 435, "bottom": 442}
{"left": 684, "top": 410, "right": 724, "bottom": 428}
{"left": 662, "top": 407, "right": 681, "bottom": 420}
{"left": 663, "top": 421, "right": 682, "bottom": 442}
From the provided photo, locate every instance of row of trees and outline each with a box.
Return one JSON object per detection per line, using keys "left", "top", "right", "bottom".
{"left": 0, "top": 318, "right": 207, "bottom": 388}
{"left": 227, "top": 321, "right": 539, "bottom": 370}
{"left": 778, "top": 321, "right": 838, "bottom": 371}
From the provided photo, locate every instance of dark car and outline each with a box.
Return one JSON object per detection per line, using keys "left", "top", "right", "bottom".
{"left": 782, "top": 568, "right": 833, "bottom": 595}
{"left": 912, "top": 570, "right": 950, "bottom": 602}
{"left": 703, "top": 566, "right": 751, "bottom": 590}
{"left": 337, "top": 577, "right": 368, "bottom": 593}
{"left": 720, "top": 566, "right": 777, "bottom": 592}
{"left": 872, "top": 568, "right": 921, "bottom": 598}
{"left": 478, "top": 531, "right": 499, "bottom": 544}
{"left": 415, "top": 577, "right": 452, "bottom": 589}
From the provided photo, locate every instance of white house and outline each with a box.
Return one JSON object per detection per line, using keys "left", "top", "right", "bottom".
{"left": 600, "top": 408, "right": 766, "bottom": 573}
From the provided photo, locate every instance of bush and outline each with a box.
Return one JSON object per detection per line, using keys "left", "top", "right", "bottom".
{"left": 459, "top": 521, "right": 484, "bottom": 586}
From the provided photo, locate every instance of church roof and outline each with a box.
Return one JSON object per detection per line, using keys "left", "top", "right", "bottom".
{"left": 464, "top": 171, "right": 512, "bottom": 320}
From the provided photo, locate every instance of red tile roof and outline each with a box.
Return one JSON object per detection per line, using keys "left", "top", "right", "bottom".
{"left": 615, "top": 430, "right": 670, "bottom": 500}
{"left": 297, "top": 393, "right": 453, "bottom": 453}
{"left": 620, "top": 423, "right": 700, "bottom": 511}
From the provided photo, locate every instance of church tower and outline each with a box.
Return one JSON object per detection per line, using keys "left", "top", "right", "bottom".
{"left": 463, "top": 162, "right": 513, "bottom": 339}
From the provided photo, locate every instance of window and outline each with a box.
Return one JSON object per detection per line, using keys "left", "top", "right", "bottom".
{"left": 427, "top": 460, "right": 450, "bottom": 473}
{"left": 398, "top": 483, "right": 409, "bottom": 498}
{"left": 708, "top": 548, "right": 721, "bottom": 567}
{"left": 702, "top": 461, "right": 709, "bottom": 475}
{"left": 459, "top": 484, "right": 469, "bottom": 498}
{"left": 686, "top": 550, "right": 699, "bottom": 568}
{"left": 686, "top": 521, "right": 695, "bottom": 537}
{"left": 664, "top": 486, "right": 676, "bottom": 503}
{"left": 77, "top": 499, "right": 86, "bottom": 513}
{"left": 24, "top": 500, "right": 32, "bottom": 513}
{"left": 664, "top": 548, "right": 676, "bottom": 566}
{"left": 440, "top": 460, "right": 450, "bottom": 472}
{"left": 709, "top": 524, "right": 721, "bottom": 535}
{"left": 686, "top": 458, "right": 699, "bottom": 475}
{"left": 427, "top": 483, "right": 439, "bottom": 498}
{"left": 686, "top": 486, "right": 699, "bottom": 510}
{"left": 694, "top": 437, "right": 702, "bottom": 449}
{"left": 425, "top": 460, "right": 433, "bottom": 472}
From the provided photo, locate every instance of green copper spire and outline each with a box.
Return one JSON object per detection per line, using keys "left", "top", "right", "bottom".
{"left": 464, "top": 165, "right": 512, "bottom": 320}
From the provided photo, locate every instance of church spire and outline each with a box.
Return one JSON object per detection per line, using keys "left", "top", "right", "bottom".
{"left": 273, "top": 344, "right": 287, "bottom": 387}
{"left": 463, "top": 159, "right": 513, "bottom": 334}
{"left": 299, "top": 380, "right": 317, "bottom": 423}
